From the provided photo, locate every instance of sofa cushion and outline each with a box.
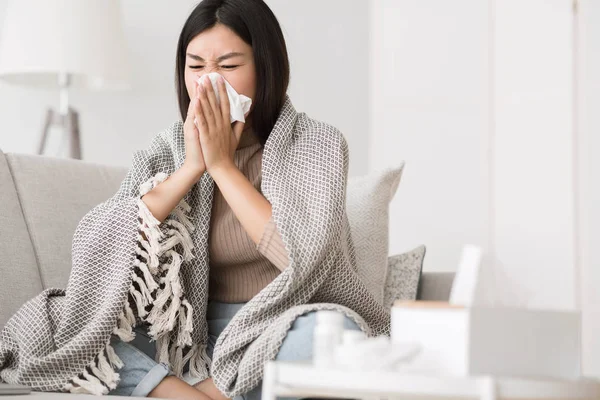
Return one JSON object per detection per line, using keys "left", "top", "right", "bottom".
{"left": 5, "top": 153, "right": 126, "bottom": 290}
{"left": 0, "top": 150, "right": 43, "bottom": 328}
{"left": 417, "top": 272, "right": 455, "bottom": 301}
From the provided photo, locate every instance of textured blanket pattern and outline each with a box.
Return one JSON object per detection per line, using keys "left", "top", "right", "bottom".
{"left": 0, "top": 96, "right": 390, "bottom": 397}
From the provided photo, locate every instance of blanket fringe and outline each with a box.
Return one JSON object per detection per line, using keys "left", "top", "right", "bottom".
{"left": 105, "top": 340, "right": 125, "bottom": 369}
{"left": 62, "top": 173, "right": 205, "bottom": 396}
{"left": 155, "top": 338, "right": 209, "bottom": 380}
{"left": 112, "top": 300, "right": 136, "bottom": 341}
{"left": 178, "top": 343, "right": 212, "bottom": 379}
{"left": 156, "top": 334, "right": 171, "bottom": 364}
{"left": 135, "top": 185, "right": 200, "bottom": 375}
{"left": 63, "top": 339, "right": 124, "bottom": 395}
{"left": 64, "top": 376, "right": 106, "bottom": 395}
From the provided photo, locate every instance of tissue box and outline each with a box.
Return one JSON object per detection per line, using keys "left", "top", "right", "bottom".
{"left": 391, "top": 301, "right": 581, "bottom": 380}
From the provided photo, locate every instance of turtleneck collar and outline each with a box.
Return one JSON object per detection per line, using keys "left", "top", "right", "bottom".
{"left": 237, "top": 126, "right": 261, "bottom": 149}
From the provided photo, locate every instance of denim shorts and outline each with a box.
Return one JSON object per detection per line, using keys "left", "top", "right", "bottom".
{"left": 107, "top": 323, "right": 176, "bottom": 397}
{"left": 107, "top": 301, "right": 361, "bottom": 398}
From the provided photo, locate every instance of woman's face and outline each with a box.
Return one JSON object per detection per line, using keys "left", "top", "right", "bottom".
{"left": 184, "top": 24, "right": 256, "bottom": 117}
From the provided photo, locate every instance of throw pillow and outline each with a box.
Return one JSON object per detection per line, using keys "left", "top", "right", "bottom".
{"left": 383, "top": 245, "right": 427, "bottom": 309}
{"left": 346, "top": 163, "right": 405, "bottom": 306}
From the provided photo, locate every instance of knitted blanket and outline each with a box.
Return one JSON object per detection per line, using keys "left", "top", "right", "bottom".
{"left": 0, "top": 95, "right": 391, "bottom": 397}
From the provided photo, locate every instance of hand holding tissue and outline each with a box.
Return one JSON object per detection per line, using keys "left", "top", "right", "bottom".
{"left": 194, "top": 72, "right": 252, "bottom": 124}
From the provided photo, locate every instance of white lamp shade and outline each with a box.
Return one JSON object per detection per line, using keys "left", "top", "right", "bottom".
{"left": 0, "top": 0, "right": 132, "bottom": 90}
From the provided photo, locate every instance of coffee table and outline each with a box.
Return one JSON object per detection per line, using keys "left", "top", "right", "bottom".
{"left": 261, "top": 361, "right": 600, "bottom": 400}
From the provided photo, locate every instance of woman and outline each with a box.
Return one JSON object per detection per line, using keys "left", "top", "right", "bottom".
{"left": 0, "top": 0, "right": 390, "bottom": 399}
{"left": 110, "top": 1, "right": 372, "bottom": 398}
{"left": 108, "top": 1, "right": 370, "bottom": 397}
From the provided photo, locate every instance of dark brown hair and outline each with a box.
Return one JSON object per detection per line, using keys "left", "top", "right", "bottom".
{"left": 175, "top": 0, "right": 290, "bottom": 145}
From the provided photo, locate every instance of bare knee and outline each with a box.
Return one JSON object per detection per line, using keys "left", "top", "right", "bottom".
{"left": 148, "top": 375, "right": 211, "bottom": 400}
{"left": 193, "top": 377, "right": 231, "bottom": 400}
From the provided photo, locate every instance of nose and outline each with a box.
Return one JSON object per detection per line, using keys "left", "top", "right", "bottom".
{"left": 196, "top": 66, "right": 220, "bottom": 80}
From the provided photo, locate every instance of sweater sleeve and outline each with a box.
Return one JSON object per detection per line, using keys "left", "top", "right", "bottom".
{"left": 256, "top": 214, "right": 290, "bottom": 271}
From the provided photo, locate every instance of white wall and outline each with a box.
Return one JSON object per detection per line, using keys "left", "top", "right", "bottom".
{"left": 493, "top": 0, "right": 575, "bottom": 310}
{"left": 369, "top": 0, "right": 491, "bottom": 272}
{"left": 0, "top": 0, "right": 370, "bottom": 176}
{"left": 267, "top": 0, "right": 370, "bottom": 177}
{"left": 579, "top": 0, "right": 600, "bottom": 379}
{"left": 371, "top": 0, "right": 578, "bottom": 308}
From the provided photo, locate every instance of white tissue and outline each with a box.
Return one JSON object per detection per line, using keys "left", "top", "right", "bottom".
{"left": 333, "top": 334, "right": 422, "bottom": 372}
{"left": 450, "top": 244, "right": 534, "bottom": 308}
{"left": 194, "top": 72, "right": 252, "bottom": 124}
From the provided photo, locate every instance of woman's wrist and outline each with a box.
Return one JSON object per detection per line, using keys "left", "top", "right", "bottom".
{"left": 181, "top": 162, "right": 205, "bottom": 183}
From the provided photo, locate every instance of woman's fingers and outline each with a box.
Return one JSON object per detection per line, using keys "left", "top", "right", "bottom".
{"left": 216, "top": 75, "right": 230, "bottom": 126}
{"left": 186, "top": 84, "right": 197, "bottom": 122}
{"left": 204, "top": 76, "right": 220, "bottom": 114}
{"left": 199, "top": 77, "right": 217, "bottom": 129}
{"left": 195, "top": 88, "right": 208, "bottom": 134}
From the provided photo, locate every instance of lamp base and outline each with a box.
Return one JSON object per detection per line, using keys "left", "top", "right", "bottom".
{"left": 38, "top": 107, "right": 81, "bottom": 159}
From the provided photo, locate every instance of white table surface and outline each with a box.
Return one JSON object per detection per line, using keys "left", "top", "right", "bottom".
{"left": 261, "top": 361, "right": 600, "bottom": 400}
{"left": 1, "top": 392, "right": 152, "bottom": 400}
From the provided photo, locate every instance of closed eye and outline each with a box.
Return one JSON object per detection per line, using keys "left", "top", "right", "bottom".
{"left": 189, "top": 65, "right": 238, "bottom": 70}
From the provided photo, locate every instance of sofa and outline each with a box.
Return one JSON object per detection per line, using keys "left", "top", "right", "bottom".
{"left": 0, "top": 148, "right": 455, "bottom": 398}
